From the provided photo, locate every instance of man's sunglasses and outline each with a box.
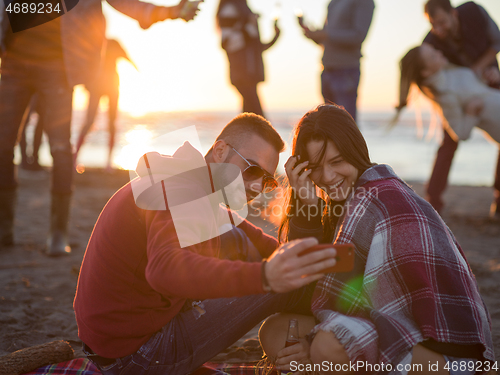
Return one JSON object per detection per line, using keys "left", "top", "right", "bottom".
{"left": 227, "top": 144, "right": 278, "bottom": 193}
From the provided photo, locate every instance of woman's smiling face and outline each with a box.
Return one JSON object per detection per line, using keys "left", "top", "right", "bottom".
{"left": 306, "top": 139, "right": 359, "bottom": 201}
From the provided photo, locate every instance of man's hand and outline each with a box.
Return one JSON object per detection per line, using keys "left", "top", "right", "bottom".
{"left": 303, "top": 28, "right": 325, "bottom": 45}
{"left": 265, "top": 238, "right": 336, "bottom": 293}
{"left": 275, "top": 338, "right": 311, "bottom": 371}
{"left": 464, "top": 97, "right": 484, "bottom": 117}
{"left": 146, "top": 0, "right": 200, "bottom": 27}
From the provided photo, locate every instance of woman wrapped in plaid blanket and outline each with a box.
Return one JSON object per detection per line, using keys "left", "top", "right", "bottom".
{"left": 259, "top": 104, "right": 494, "bottom": 374}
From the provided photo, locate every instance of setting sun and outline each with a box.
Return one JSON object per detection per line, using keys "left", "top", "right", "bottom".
{"left": 114, "top": 126, "right": 155, "bottom": 170}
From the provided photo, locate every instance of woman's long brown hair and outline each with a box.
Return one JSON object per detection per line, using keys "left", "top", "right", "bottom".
{"left": 390, "top": 45, "right": 437, "bottom": 128}
{"left": 278, "top": 104, "right": 375, "bottom": 243}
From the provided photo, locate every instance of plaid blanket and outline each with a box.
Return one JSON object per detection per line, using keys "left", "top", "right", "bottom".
{"left": 22, "top": 358, "right": 101, "bottom": 375}
{"left": 291, "top": 164, "right": 494, "bottom": 374}
{"left": 21, "top": 358, "right": 276, "bottom": 375}
{"left": 193, "top": 362, "right": 279, "bottom": 375}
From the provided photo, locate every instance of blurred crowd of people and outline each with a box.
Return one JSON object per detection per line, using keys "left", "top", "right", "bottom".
{"left": 0, "top": 0, "right": 499, "bottom": 257}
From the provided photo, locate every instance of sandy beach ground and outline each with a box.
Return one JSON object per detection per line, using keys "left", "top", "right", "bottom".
{"left": 0, "top": 167, "right": 499, "bottom": 363}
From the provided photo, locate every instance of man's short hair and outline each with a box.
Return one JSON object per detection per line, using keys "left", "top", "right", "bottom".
{"left": 212, "top": 113, "right": 285, "bottom": 153}
{"left": 424, "top": 0, "right": 454, "bottom": 17}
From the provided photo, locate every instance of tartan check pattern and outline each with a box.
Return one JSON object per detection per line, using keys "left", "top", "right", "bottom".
{"left": 22, "top": 358, "right": 276, "bottom": 375}
{"left": 22, "top": 358, "right": 101, "bottom": 375}
{"left": 292, "top": 165, "right": 494, "bottom": 374}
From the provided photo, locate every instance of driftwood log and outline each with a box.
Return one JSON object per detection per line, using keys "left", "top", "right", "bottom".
{"left": 0, "top": 340, "right": 74, "bottom": 375}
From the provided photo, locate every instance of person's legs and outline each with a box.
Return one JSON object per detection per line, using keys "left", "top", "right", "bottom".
{"left": 407, "top": 345, "right": 449, "bottom": 375}
{"left": 85, "top": 225, "right": 313, "bottom": 375}
{"left": 260, "top": 314, "right": 458, "bottom": 375}
{"left": 74, "top": 89, "right": 101, "bottom": 165}
{"left": 106, "top": 89, "right": 119, "bottom": 170}
{"left": 36, "top": 64, "right": 73, "bottom": 195}
{"left": 321, "top": 68, "right": 360, "bottom": 122}
{"left": 259, "top": 312, "right": 316, "bottom": 359}
{"left": 91, "top": 287, "right": 314, "bottom": 375}
{"left": 35, "top": 60, "right": 74, "bottom": 255}
{"left": 0, "top": 56, "right": 36, "bottom": 247}
{"left": 19, "top": 99, "right": 35, "bottom": 168}
{"left": 0, "top": 57, "right": 35, "bottom": 189}
{"left": 234, "top": 83, "right": 264, "bottom": 118}
{"left": 31, "top": 95, "right": 45, "bottom": 169}
{"left": 20, "top": 95, "right": 44, "bottom": 170}
{"left": 312, "top": 334, "right": 451, "bottom": 375}
{"left": 426, "top": 130, "right": 459, "bottom": 213}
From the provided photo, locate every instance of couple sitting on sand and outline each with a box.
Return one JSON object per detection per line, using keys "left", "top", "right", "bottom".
{"left": 74, "top": 105, "right": 494, "bottom": 375}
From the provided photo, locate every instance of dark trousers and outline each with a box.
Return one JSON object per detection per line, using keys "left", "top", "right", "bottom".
{"left": 0, "top": 55, "right": 74, "bottom": 194}
{"left": 426, "top": 129, "right": 500, "bottom": 212}
{"left": 321, "top": 67, "right": 360, "bottom": 122}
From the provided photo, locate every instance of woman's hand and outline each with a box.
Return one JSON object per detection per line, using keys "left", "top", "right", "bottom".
{"left": 275, "top": 338, "right": 311, "bottom": 371}
{"left": 285, "top": 156, "right": 318, "bottom": 206}
{"left": 464, "top": 97, "right": 484, "bottom": 117}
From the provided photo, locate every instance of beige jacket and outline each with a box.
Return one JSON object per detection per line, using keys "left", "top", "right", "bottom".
{"left": 425, "top": 64, "right": 500, "bottom": 144}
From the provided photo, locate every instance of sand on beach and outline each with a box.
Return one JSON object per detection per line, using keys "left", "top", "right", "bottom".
{"left": 0, "top": 167, "right": 499, "bottom": 364}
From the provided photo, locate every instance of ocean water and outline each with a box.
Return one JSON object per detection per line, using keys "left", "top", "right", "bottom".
{"left": 18, "top": 109, "right": 498, "bottom": 187}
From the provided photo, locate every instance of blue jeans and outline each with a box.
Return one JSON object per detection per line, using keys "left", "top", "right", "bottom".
{"left": 0, "top": 55, "right": 74, "bottom": 194}
{"left": 321, "top": 67, "right": 360, "bottom": 122}
{"left": 87, "top": 227, "right": 313, "bottom": 375}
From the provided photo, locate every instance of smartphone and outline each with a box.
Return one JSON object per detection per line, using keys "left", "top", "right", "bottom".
{"left": 298, "top": 243, "right": 355, "bottom": 273}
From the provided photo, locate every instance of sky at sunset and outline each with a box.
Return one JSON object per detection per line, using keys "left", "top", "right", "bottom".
{"left": 73, "top": 0, "right": 500, "bottom": 116}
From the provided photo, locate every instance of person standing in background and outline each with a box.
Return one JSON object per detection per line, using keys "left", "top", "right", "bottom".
{"left": 299, "top": 0, "right": 374, "bottom": 122}
{"left": 423, "top": 0, "right": 500, "bottom": 217}
{"left": 74, "top": 39, "right": 138, "bottom": 172}
{"left": 217, "top": 0, "right": 280, "bottom": 118}
{"left": 0, "top": 0, "right": 199, "bottom": 254}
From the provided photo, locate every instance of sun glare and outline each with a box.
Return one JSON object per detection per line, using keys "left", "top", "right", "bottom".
{"left": 115, "top": 126, "right": 155, "bottom": 170}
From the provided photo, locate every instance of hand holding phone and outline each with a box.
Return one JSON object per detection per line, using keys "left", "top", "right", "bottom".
{"left": 298, "top": 243, "right": 355, "bottom": 273}
{"left": 265, "top": 238, "right": 336, "bottom": 293}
